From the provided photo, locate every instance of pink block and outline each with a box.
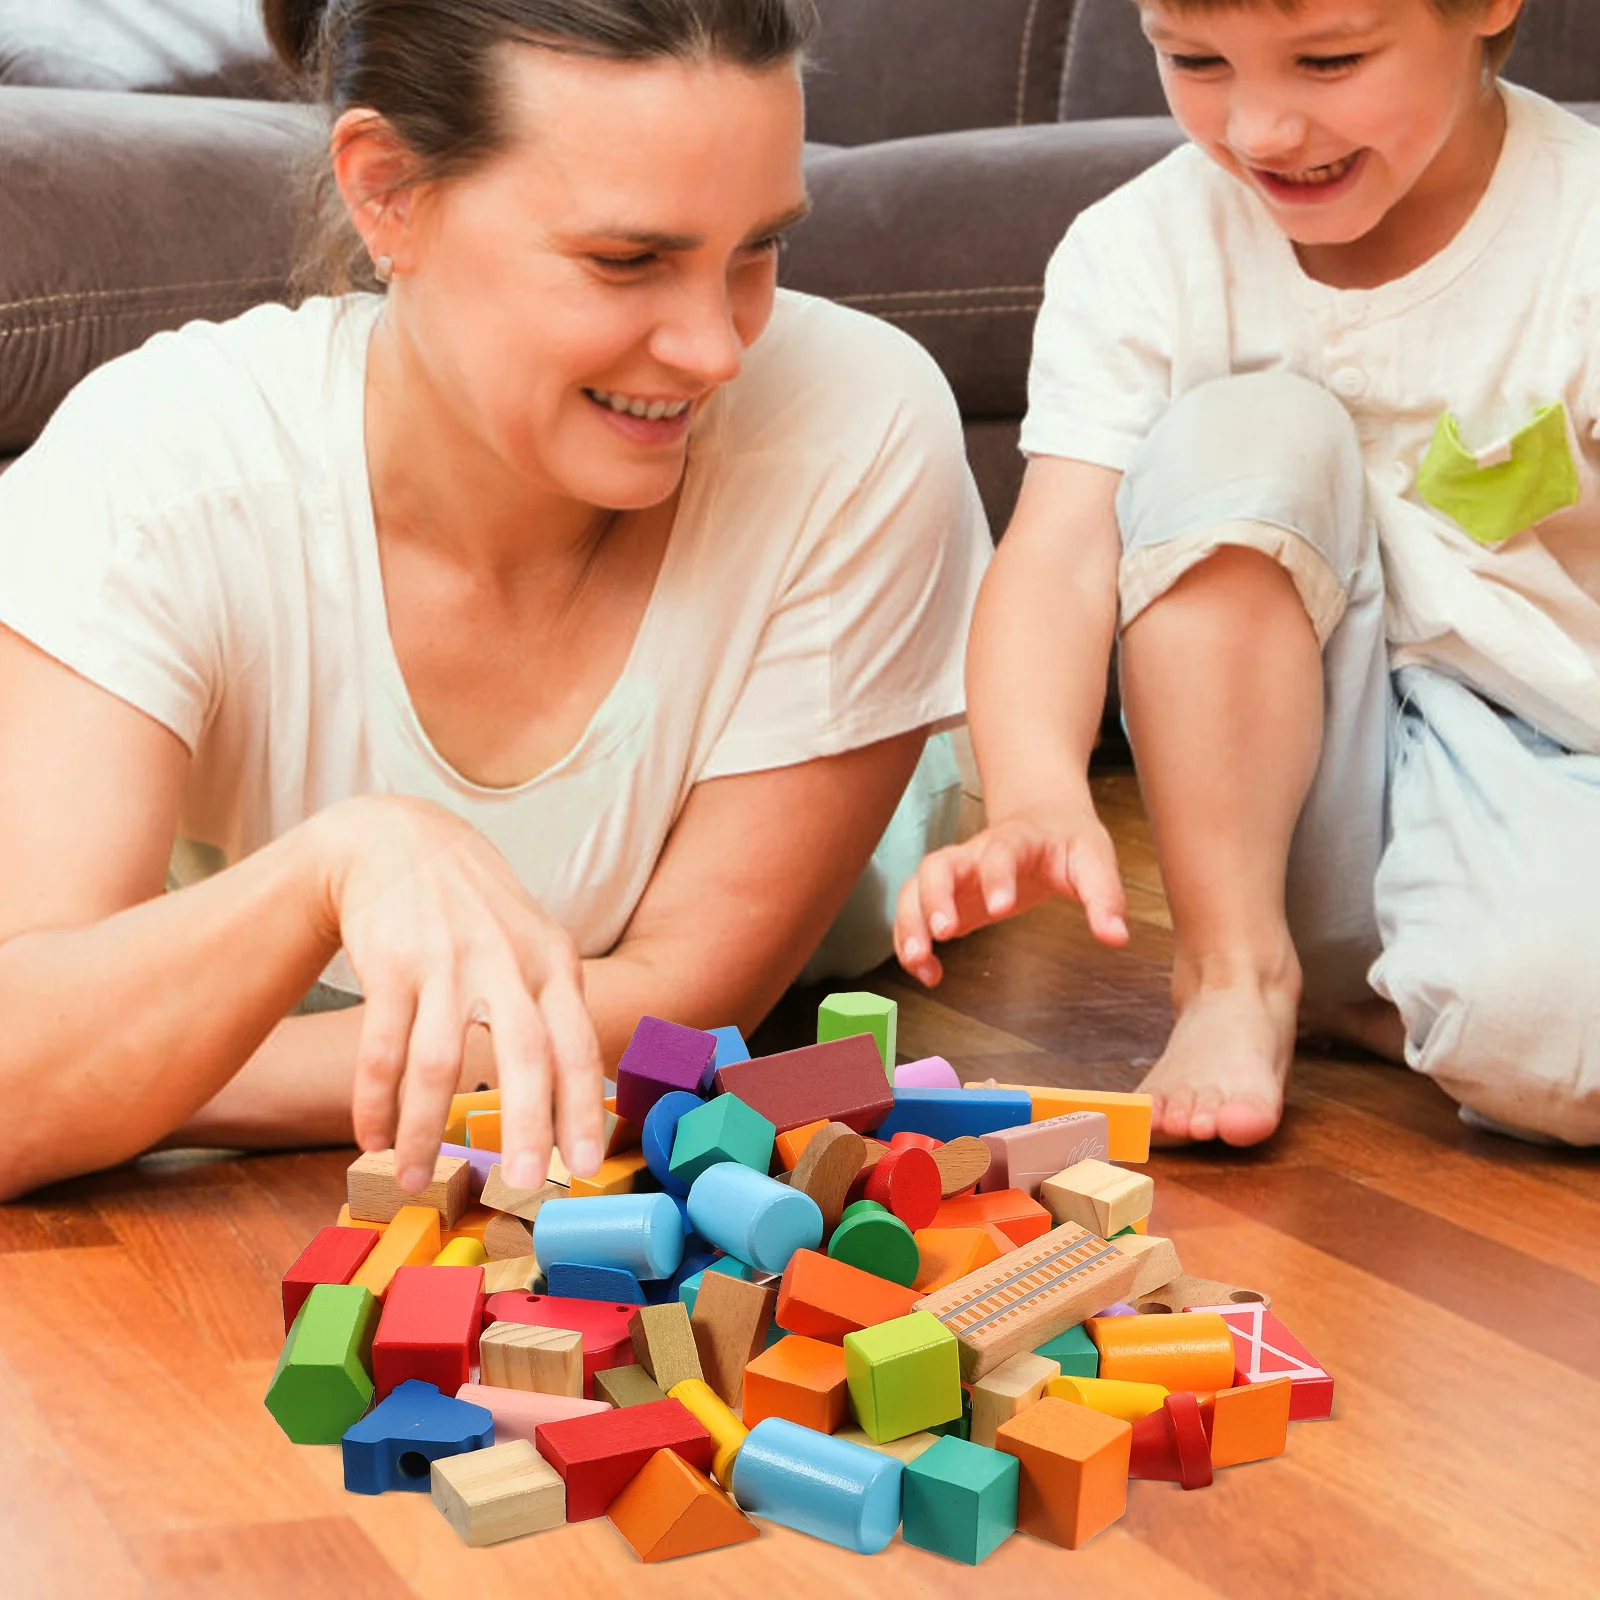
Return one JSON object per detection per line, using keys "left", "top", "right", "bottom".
{"left": 455, "top": 1383, "right": 612, "bottom": 1444}
{"left": 978, "top": 1110, "right": 1110, "bottom": 1197}
{"left": 894, "top": 1056, "right": 960, "bottom": 1089}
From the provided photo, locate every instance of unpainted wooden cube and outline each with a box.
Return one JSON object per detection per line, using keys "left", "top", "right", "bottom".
{"left": 1039, "top": 1159, "right": 1153, "bottom": 1238}
{"left": 431, "top": 1438, "right": 566, "bottom": 1546}
{"left": 479, "top": 1320, "right": 583, "bottom": 1396}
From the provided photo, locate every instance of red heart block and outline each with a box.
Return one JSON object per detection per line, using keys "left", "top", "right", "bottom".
{"left": 1129, "top": 1392, "right": 1213, "bottom": 1490}
{"left": 483, "top": 1292, "right": 637, "bottom": 1397}
{"left": 863, "top": 1146, "right": 941, "bottom": 1232}
{"left": 535, "top": 1397, "right": 714, "bottom": 1520}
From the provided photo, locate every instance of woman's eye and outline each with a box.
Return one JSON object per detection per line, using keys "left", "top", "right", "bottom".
{"left": 1166, "top": 53, "right": 1226, "bottom": 72}
{"left": 1301, "top": 52, "right": 1364, "bottom": 73}
{"left": 592, "top": 252, "right": 657, "bottom": 272}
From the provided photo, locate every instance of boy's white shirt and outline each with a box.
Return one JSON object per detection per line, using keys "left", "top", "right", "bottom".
{"left": 1023, "top": 83, "right": 1600, "bottom": 754}
{"left": 0, "top": 289, "right": 989, "bottom": 989}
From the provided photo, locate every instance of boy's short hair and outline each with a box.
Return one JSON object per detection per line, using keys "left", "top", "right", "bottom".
{"left": 1138, "top": 1, "right": 1520, "bottom": 75}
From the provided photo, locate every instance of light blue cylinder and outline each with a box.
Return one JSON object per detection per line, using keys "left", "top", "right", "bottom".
{"left": 685, "top": 1163, "right": 822, "bottom": 1274}
{"left": 731, "top": 1417, "right": 904, "bottom": 1554}
{"left": 531, "top": 1192, "right": 684, "bottom": 1282}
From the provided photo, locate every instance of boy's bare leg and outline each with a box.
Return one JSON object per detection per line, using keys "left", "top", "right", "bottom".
{"left": 1119, "top": 546, "right": 1324, "bottom": 1144}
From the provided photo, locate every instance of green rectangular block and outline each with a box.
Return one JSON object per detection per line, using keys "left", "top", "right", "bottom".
{"left": 1033, "top": 1321, "right": 1100, "bottom": 1378}
{"left": 817, "top": 992, "right": 897, "bottom": 1080}
{"left": 265, "top": 1282, "right": 378, "bottom": 1444}
{"left": 901, "top": 1434, "right": 1019, "bottom": 1564}
{"left": 669, "top": 1094, "right": 775, "bottom": 1184}
{"left": 844, "top": 1310, "right": 961, "bottom": 1443}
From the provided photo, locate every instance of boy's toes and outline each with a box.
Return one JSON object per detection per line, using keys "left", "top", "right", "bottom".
{"left": 1216, "top": 1094, "right": 1281, "bottom": 1146}
{"left": 1151, "top": 1087, "right": 1197, "bottom": 1144}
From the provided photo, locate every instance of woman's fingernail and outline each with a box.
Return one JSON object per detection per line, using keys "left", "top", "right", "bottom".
{"left": 571, "top": 1140, "right": 602, "bottom": 1175}
{"left": 506, "top": 1156, "right": 544, "bottom": 1190}
{"left": 400, "top": 1165, "right": 431, "bottom": 1192}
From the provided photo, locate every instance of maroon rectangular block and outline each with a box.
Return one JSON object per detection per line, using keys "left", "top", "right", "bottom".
{"left": 534, "top": 1396, "right": 713, "bottom": 1519}
{"left": 281, "top": 1225, "right": 379, "bottom": 1332}
{"left": 712, "top": 1033, "right": 894, "bottom": 1134}
{"left": 371, "top": 1264, "right": 486, "bottom": 1402}
{"left": 614, "top": 1016, "right": 717, "bottom": 1124}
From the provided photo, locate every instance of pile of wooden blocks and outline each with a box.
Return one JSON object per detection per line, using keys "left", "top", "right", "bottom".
{"left": 266, "top": 993, "right": 1332, "bottom": 1562}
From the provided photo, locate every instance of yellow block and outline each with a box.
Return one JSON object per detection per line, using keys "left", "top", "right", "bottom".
{"left": 465, "top": 1109, "right": 502, "bottom": 1153}
{"left": 669, "top": 1378, "right": 749, "bottom": 1488}
{"left": 350, "top": 1204, "right": 441, "bottom": 1298}
{"left": 433, "top": 1236, "right": 490, "bottom": 1268}
{"left": 444, "top": 1089, "right": 500, "bottom": 1147}
{"left": 439, "top": 1205, "right": 496, "bottom": 1247}
{"left": 568, "top": 1149, "right": 649, "bottom": 1197}
{"left": 337, "top": 1204, "right": 387, "bottom": 1234}
{"left": 982, "top": 1085, "right": 1152, "bottom": 1163}
{"left": 1047, "top": 1374, "right": 1168, "bottom": 1422}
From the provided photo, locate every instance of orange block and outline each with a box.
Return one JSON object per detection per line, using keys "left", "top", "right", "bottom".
{"left": 980, "top": 1085, "right": 1153, "bottom": 1163}
{"left": 994, "top": 1396, "right": 1131, "bottom": 1549}
{"left": 931, "top": 1189, "right": 1053, "bottom": 1247}
{"left": 607, "top": 1446, "right": 760, "bottom": 1560}
{"left": 349, "top": 1204, "right": 441, "bottom": 1299}
{"left": 444, "top": 1089, "right": 500, "bottom": 1147}
{"left": 602, "top": 1097, "right": 644, "bottom": 1156}
{"left": 775, "top": 1119, "right": 830, "bottom": 1172}
{"left": 439, "top": 1205, "right": 497, "bottom": 1247}
{"left": 1088, "top": 1311, "right": 1237, "bottom": 1392}
{"left": 741, "top": 1336, "right": 848, "bottom": 1433}
{"left": 337, "top": 1204, "right": 387, "bottom": 1234}
{"left": 1201, "top": 1376, "right": 1291, "bottom": 1467}
{"left": 569, "top": 1149, "right": 649, "bottom": 1197}
{"left": 464, "top": 1109, "right": 502, "bottom": 1153}
{"left": 912, "top": 1228, "right": 1001, "bottom": 1294}
{"left": 775, "top": 1250, "right": 922, "bottom": 1341}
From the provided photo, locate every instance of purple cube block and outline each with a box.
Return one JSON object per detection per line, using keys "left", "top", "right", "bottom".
{"left": 438, "top": 1141, "right": 495, "bottom": 1198}
{"left": 615, "top": 1017, "right": 718, "bottom": 1124}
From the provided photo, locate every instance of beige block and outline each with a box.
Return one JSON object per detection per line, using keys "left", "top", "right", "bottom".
{"left": 1111, "top": 1233, "right": 1182, "bottom": 1298}
{"left": 431, "top": 1439, "right": 565, "bottom": 1546}
{"left": 482, "top": 1211, "right": 535, "bottom": 1262}
{"left": 482, "top": 1254, "right": 541, "bottom": 1295}
{"left": 479, "top": 1321, "right": 583, "bottom": 1397}
{"left": 970, "top": 1351, "right": 1060, "bottom": 1448}
{"left": 832, "top": 1425, "right": 941, "bottom": 1463}
{"left": 629, "top": 1302, "right": 704, "bottom": 1392}
{"left": 481, "top": 1165, "right": 566, "bottom": 1222}
{"left": 1040, "top": 1158, "right": 1154, "bottom": 1237}
{"left": 690, "top": 1272, "right": 776, "bottom": 1408}
{"left": 346, "top": 1149, "right": 469, "bottom": 1228}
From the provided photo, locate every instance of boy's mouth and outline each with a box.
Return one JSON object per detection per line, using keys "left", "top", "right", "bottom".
{"left": 1249, "top": 149, "right": 1366, "bottom": 203}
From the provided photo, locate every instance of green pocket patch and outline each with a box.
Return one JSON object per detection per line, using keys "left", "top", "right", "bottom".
{"left": 1414, "top": 401, "right": 1579, "bottom": 547}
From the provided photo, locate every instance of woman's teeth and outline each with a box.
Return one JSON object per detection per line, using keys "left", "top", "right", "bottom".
{"left": 1270, "top": 152, "right": 1359, "bottom": 186}
{"left": 587, "top": 388, "right": 692, "bottom": 421}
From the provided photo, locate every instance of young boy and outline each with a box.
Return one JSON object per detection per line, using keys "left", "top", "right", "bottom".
{"left": 895, "top": 0, "right": 1600, "bottom": 1147}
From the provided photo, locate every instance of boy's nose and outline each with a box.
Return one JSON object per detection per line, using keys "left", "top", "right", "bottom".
{"left": 1226, "top": 93, "right": 1311, "bottom": 166}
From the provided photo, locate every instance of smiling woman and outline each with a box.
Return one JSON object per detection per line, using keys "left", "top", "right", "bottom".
{"left": 0, "top": 0, "right": 989, "bottom": 1200}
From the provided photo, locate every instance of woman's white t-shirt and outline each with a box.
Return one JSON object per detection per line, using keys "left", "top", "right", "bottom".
{"left": 0, "top": 289, "right": 989, "bottom": 988}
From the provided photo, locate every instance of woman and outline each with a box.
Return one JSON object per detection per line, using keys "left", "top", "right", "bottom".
{"left": 0, "top": 0, "right": 987, "bottom": 1200}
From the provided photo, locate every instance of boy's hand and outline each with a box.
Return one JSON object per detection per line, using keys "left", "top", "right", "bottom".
{"left": 893, "top": 808, "right": 1129, "bottom": 986}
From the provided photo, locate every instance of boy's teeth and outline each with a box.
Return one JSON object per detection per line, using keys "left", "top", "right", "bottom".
{"left": 589, "top": 388, "right": 691, "bottom": 420}
{"left": 1278, "top": 153, "right": 1356, "bottom": 185}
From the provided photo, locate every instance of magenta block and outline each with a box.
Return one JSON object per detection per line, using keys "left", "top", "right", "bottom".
{"left": 615, "top": 1017, "right": 718, "bottom": 1124}
{"left": 893, "top": 1056, "right": 960, "bottom": 1089}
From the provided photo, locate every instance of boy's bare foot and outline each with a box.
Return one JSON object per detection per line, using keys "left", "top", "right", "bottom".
{"left": 1138, "top": 977, "right": 1299, "bottom": 1146}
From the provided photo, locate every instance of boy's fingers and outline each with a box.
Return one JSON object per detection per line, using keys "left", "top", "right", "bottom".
{"left": 975, "top": 835, "right": 1023, "bottom": 917}
{"left": 918, "top": 849, "right": 964, "bottom": 941}
{"left": 895, "top": 876, "right": 944, "bottom": 986}
{"left": 1068, "top": 833, "right": 1130, "bottom": 946}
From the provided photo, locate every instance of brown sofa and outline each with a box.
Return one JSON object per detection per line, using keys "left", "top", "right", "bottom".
{"left": 3, "top": 0, "right": 1599, "bottom": 532}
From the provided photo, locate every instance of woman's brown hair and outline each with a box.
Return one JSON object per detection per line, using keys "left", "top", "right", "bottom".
{"left": 263, "top": 0, "right": 818, "bottom": 297}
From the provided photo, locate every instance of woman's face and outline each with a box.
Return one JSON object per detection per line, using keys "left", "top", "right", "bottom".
{"left": 383, "top": 49, "right": 808, "bottom": 512}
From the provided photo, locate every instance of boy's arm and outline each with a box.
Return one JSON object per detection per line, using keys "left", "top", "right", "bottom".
{"left": 896, "top": 456, "right": 1128, "bottom": 984}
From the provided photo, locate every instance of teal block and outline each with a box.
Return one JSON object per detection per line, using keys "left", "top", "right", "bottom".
{"left": 844, "top": 1311, "right": 961, "bottom": 1443}
{"left": 677, "top": 1255, "right": 756, "bottom": 1318}
{"left": 265, "top": 1282, "right": 379, "bottom": 1444}
{"left": 669, "top": 1093, "right": 776, "bottom": 1185}
{"left": 818, "top": 991, "right": 897, "bottom": 1079}
{"left": 1034, "top": 1321, "right": 1100, "bottom": 1378}
{"left": 901, "top": 1435, "right": 1018, "bottom": 1564}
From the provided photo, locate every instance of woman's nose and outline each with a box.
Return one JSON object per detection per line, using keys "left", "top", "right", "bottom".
{"left": 650, "top": 283, "right": 746, "bottom": 389}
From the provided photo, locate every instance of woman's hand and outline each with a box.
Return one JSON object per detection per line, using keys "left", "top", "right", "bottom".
{"left": 312, "top": 795, "right": 605, "bottom": 1193}
{"left": 893, "top": 805, "right": 1129, "bottom": 986}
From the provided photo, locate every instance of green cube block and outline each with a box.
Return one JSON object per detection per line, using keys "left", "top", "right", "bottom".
{"left": 265, "top": 1282, "right": 378, "bottom": 1444}
{"left": 901, "top": 1434, "right": 1019, "bottom": 1564}
{"left": 817, "top": 991, "right": 897, "bottom": 1080}
{"left": 668, "top": 1093, "right": 775, "bottom": 1185}
{"left": 1033, "top": 1321, "right": 1100, "bottom": 1378}
{"left": 844, "top": 1310, "right": 961, "bottom": 1443}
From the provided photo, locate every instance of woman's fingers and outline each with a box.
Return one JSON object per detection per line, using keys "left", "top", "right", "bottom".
{"left": 391, "top": 979, "right": 467, "bottom": 1191}
{"left": 351, "top": 978, "right": 416, "bottom": 1155}
{"left": 537, "top": 955, "right": 606, "bottom": 1179}
{"left": 483, "top": 973, "right": 554, "bottom": 1192}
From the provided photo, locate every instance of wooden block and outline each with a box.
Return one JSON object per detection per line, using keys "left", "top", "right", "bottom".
{"left": 912, "top": 1227, "right": 1001, "bottom": 1294}
{"left": 629, "top": 1301, "right": 704, "bottom": 1392}
{"left": 712, "top": 1034, "right": 894, "bottom": 1135}
{"left": 439, "top": 1140, "right": 497, "bottom": 1196}
{"left": 970, "top": 1351, "right": 1060, "bottom": 1448}
{"left": 1200, "top": 1375, "right": 1292, "bottom": 1466}
{"left": 607, "top": 1445, "right": 760, "bottom": 1560}
{"left": 668, "top": 1377, "right": 749, "bottom": 1487}
{"left": 668, "top": 1093, "right": 776, "bottom": 1186}
{"left": 1128, "top": 1390, "right": 1213, "bottom": 1489}
{"left": 437, "top": 1205, "right": 497, "bottom": 1246}
{"left": 455, "top": 1381, "right": 609, "bottom": 1443}
{"left": 602, "top": 1096, "right": 644, "bottom": 1157}
{"left": 1040, "top": 1159, "right": 1154, "bottom": 1238}
{"left": 980, "top": 1113, "right": 1110, "bottom": 1199}
{"left": 931, "top": 1135, "right": 991, "bottom": 1199}
{"left": 863, "top": 1145, "right": 941, "bottom": 1231}
{"left": 464, "top": 1108, "right": 502, "bottom": 1152}
{"left": 914, "top": 1222, "right": 1142, "bottom": 1382}
{"left": 371, "top": 1263, "right": 486, "bottom": 1401}
{"left": 482, "top": 1211, "right": 535, "bottom": 1261}
{"left": 480, "top": 1320, "right": 584, "bottom": 1396}
{"left": 481, "top": 1165, "right": 567, "bottom": 1222}
{"left": 1191, "top": 1301, "right": 1332, "bottom": 1421}
{"left": 845, "top": 1311, "right": 962, "bottom": 1442}
{"left": 788, "top": 1121, "right": 866, "bottom": 1232}
{"left": 444, "top": 1089, "right": 500, "bottom": 1147}
{"left": 343, "top": 1378, "right": 494, "bottom": 1494}
{"left": 534, "top": 1396, "right": 713, "bottom": 1521}
{"left": 431, "top": 1437, "right": 565, "bottom": 1545}
{"left": 1110, "top": 1232, "right": 1181, "bottom": 1298}
{"left": 568, "top": 1149, "right": 649, "bottom": 1197}
{"left": 993, "top": 1396, "right": 1131, "bottom": 1549}
{"left": 347, "top": 1149, "right": 469, "bottom": 1228}
{"left": 742, "top": 1334, "right": 850, "bottom": 1433}
{"left": 901, "top": 1432, "right": 1019, "bottom": 1565}
{"left": 828, "top": 1201, "right": 920, "bottom": 1286}
{"left": 482, "top": 1254, "right": 541, "bottom": 1295}
{"left": 264, "top": 1283, "right": 379, "bottom": 1444}
{"left": 484, "top": 1291, "right": 637, "bottom": 1398}
{"left": 1087, "top": 1311, "right": 1237, "bottom": 1392}
{"left": 1047, "top": 1374, "right": 1168, "bottom": 1422}
{"left": 594, "top": 1363, "right": 666, "bottom": 1409}
{"left": 690, "top": 1270, "right": 776, "bottom": 1407}
{"left": 546, "top": 1262, "right": 645, "bottom": 1304}
{"left": 349, "top": 1204, "right": 442, "bottom": 1299}
{"left": 281, "top": 1226, "right": 379, "bottom": 1332}
{"left": 1034, "top": 1322, "right": 1100, "bottom": 1377}
{"left": 775, "top": 1248, "right": 923, "bottom": 1341}
{"left": 336, "top": 1203, "right": 386, "bottom": 1233}
{"left": 970, "top": 1083, "right": 1153, "bottom": 1164}
{"left": 832, "top": 1424, "right": 940, "bottom": 1463}
{"left": 930, "top": 1188, "right": 1053, "bottom": 1247}
{"left": 876, "top": 1087, "right": 1032, "bottom": 1143}
{"left": 816, "top": 991, "right": 897, "bottom": 1079}
{"left": 615, "top": 1016, "right": 718, "bottom": 1124}
{"left": 1134, "top": 1274, "right": 1271, "bottom": 1314}
{"left": 432, "top": 1236, "right": 489, "bottom": 1268}
{"left": 776, "top": 1118, "right": 830, "bottom": 1171}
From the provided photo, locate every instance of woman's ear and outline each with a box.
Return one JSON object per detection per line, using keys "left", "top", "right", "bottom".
{"left": 331, "top": 109, "right": 418, "bottom": 277}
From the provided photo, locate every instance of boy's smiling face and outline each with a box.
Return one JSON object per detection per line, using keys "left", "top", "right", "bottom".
{"left": 1140, "top": 0, "right": 1523, "bottom": 267}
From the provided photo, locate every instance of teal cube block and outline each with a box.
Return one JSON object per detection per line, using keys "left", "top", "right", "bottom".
{"left": 677, "top": 1255, "right": 756, "bottom": 1318}
{"left": 1034, "top": 1321, "right": 1100, "bottom": 1378}
{"left": 844, "top": 1311, "right": 961, "bottom": 1443}
{"left": 669, "top": 1093, "right": 776, "bottom": 1186}
{"left": 818, "top": 991, "right": 897, "bottom": 1079}
{"left": 901, "top": 1435, "right": 1019, "bottom": 1564}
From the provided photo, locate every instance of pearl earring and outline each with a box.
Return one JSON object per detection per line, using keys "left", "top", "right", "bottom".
{"left": 373, "top": 254, "right": 394, "bottom": 284}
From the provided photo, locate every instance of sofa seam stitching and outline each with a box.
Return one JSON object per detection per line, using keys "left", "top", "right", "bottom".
{"left": 0, "top": 277, "right": 282, "bottom": 316}
{"left": 1058, "top": 0, "right": 1086, "bottom": 121}
{"left": 0, "top": 301, "right": 274, "bottom": 342}
{"left": 1016, "top": 0, "right": 1045, "bottom": 124}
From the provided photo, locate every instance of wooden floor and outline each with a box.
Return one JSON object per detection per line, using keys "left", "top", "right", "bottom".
{"left": 3, "top": 771, "right": 1596, "bottom": 1599}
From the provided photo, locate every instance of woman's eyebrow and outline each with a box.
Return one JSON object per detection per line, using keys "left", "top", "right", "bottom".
{"left": 575, "top": 199, "right": 813, "bottom": 253}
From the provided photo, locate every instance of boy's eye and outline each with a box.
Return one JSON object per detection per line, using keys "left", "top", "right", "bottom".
{"left": 1165, "top": 52, "right": 1226, "bottom": 72}
{"left": 1300, "top": 52, "right": 1365, "bottom": 73}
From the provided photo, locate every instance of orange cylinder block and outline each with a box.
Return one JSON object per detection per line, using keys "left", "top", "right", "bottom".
{"left": 1087, "top": 1311, "right": 1237, "bottom": 1392}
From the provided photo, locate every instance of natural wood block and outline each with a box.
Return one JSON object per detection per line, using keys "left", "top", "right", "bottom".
{"left": 775, "top": 1118, "right": 829, "bottom": 1171}
{"left": 788, "top": 1121, "right": 866, "bottom": 1233}
{"left": 1040, "top": 1159, "right": 1153, "bottom": 1238}
{"left": 970, "top": 1351, "right": 1061, "bottom": 1448}
{"left": 832, "top": 1424, "right": 940, "bottom": 1463}
{"left": 349, "top": 1205, "right": 442, "bottom": 1299}
{"left": 481, "top": 1166, "right": 566, "bottom": 1222}
{"left": 1134, "top": 1274, "right": 1271, "bottom": 1313}
{"left": 479, "top": 1321, "right": 584, "bottom": 1397}
{"left": 914, "top": 1222, "right": 1142, "bottom": 1381}
{"left": 594, "top": 1364, "right": 667, "bottom": 1409}
{"left": 431, "top": 1437, "right": 565, "bottom": 1546}
{"left": 912, "top": 1227, "right": 1001, "bottom": 1294}
{"left": 690, "top": 1270, "right": 775, "bottom": 1407}
{"left": 444, "top": 1089, "right": 500, "bottom": 1147}
{"left": 484, "top": 1291, "right": 637, "bottom": 1398}
{"left": 568, "top": 1149, "right": 649, "bottom": 1197}
{"left": 776, "top": 1248, "right": 922, "bottom": 1340}
{"left": 742, "top": 1335, "right": 849, "bottom": 1433}
{"left": 1201, "top": 1375, "right": 1292, "bottom": 1466}
{"left": 482, "top": 1254, "right": 540, "bottom": 1295}
{"left": 993, "top": 1396, "right": 1131, "bottom": 1550}
{"left": 607, "top": 1445, "right": 759, "bottom": 1560}
{"left": 346, "top": 1150, "right": 469, "bottom": 1229}
{"left": 629, "top": 1302, "right": 704, "bottom": 1392}
{"left": 972, "top": 1084, "right": 1153, "bottom": 1164}
{"left": 482, "top": 1211, "right": 535, "bottom": 1261}
{"left": 931, "top": 1136, "right": 991, "bottom": 1199}
{"left": 1087, "top": 1310, "right": 1236, "bottom": 1392}
{"left": 1111, "top": 1232, "right": 1182, "bottom": 1298}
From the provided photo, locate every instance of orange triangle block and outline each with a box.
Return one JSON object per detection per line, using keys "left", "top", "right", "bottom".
{"left": 607, "top": 1446, "right": 760, "bottom": 1561}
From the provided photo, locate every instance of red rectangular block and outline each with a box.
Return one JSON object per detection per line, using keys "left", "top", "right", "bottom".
{"left": 371, "top": 1264, "right": 486, "bottom": 1402}
{"left": 1194, "top": 1300, "right": 1334, "bottom": 1422}
{"left": 535, "top": 1396, "right": 714, "bottom": 1520}
{"left": 712, "top": 1034, "right": 893, "bottom": 1134}
{"left": 483, "top": 1291, "right": 637, "bottom": 1398}
{"left": 282, "top": 1225, "right": 379, "bottom": 1332}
